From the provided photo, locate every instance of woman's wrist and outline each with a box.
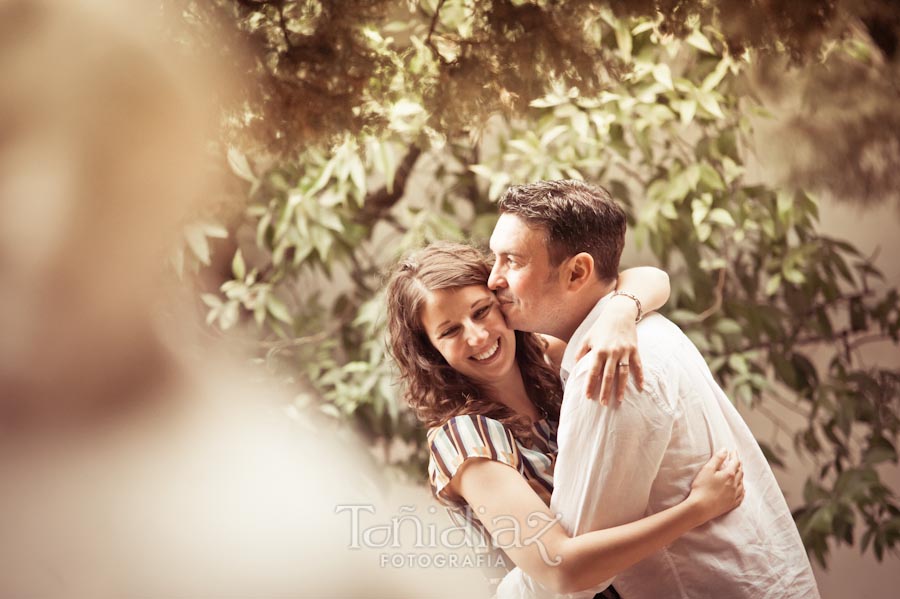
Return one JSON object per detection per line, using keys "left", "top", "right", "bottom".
{"left": 681, "top": 494, "right": 713, "bottom": 528}
{"left": 607, "top": 293, "right": 641, "bottom": 321}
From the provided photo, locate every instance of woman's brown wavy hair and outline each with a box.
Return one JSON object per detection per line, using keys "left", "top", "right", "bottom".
{"left": 385, "top": 241, "right": 562, "bottom": 446}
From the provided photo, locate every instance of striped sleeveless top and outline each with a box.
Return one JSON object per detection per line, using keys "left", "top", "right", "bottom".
{"left": 427, "top": 414, "right": 558, "bottom": 553}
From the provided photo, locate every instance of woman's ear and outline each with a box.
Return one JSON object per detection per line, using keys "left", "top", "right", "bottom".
{"left": 565, "top": 252, "right": 595, "bottom": 290}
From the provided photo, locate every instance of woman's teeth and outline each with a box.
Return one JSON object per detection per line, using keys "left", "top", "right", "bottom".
{"left": 472, "top": 340, "right": 499, "bottom": 361}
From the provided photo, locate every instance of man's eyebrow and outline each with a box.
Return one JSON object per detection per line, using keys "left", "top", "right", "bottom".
{"left": 493, "top": 248, "right": 519, "bottom": 257}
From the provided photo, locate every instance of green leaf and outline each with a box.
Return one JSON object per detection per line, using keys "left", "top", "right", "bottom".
{"left": 864, "top": 439, "right": 898, "bottom": 465}
{"left": 184, "top": 225, "right": 211, "bottom": 266}
{"left": 810, "top": 505, "right": 835, "bottom": 534}
{"left": 716, "top": 318, "right": 742, "bottom": 335}
{"left": 219, "top": 300, "right": 239, "bottom": 330}
{"left": 488, "top": 172, "right": 511, "bottom": 201}
{"left": 652, "top": 63, "right": 674, "bottom": 90}
{"left": 614, "top": 19, "right": 632, "bottom": 58}
{"left": 540, "top": 124, "right": 570, "bottom": 147}
{"left": 469, "top": 164, "right": 495, "bottom": 180}
{"left": 350, "top": 155, "right": 367, "bottom": 198}
{"left": 699, "top": 164, "right": 726, "bottom": 191}
{"left": 201, "top": 223, "right": 228, "bottom": 238}
{"left": 317, "top": 209, "right": 345, "bottom": 233}
{"left": 678, "top": 99, "right": 697, "bottom": 125}
{"left": 696, "top": 90, "right": 725, "bottom": 119}
{"left": 765, "top": 274, "right": 782, "bottom": 296}
{"left": 708, "top": 208, "right": 735, "bottom": 227}
{"left": 201, "top": 293, "right": 222, "bottom": 309}
{"left": 687, "top": 29, "right": 716, "bottom": 54}
{"left": 266, "top": 295, "right": 293, "bottom": 324}
{"left": 227, "top": 147, "right": 255, "bottom": 182}
{"left": 783, "top": 268, "right": 805, "bottom": 285}
{"left": 701, "top": 57, "right": 731, "bottom": 92}
{"left": 850, "top": 297, "right": 868, "bottom": 331}
{"left": 232, "top": 249, "right": 246, "bottom": 280}
{"left": 758, "top": 442, "right": 786, "bottom": 468}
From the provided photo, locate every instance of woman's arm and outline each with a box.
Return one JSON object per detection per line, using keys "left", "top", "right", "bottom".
{"left": 578, "top": 266, "right": 670, "bottom": 404}
{"left": 450, "top": 449, "right": 742, "bottom": 594}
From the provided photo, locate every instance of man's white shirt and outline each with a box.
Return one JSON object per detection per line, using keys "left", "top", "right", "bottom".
{"left": 497, "top": 293, "right": 820, "bottom": 599}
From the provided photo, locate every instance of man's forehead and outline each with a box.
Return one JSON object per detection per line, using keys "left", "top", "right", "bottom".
{"left": 490, "top": 213, "right": 544, "bottom": 253}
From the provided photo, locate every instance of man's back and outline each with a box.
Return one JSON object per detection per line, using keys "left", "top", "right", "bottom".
{"left": 526, "top": 305, "right": 820, "bottom": 598}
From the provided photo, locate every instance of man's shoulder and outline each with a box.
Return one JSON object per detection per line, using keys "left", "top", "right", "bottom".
{"left": 635, "top": 312, "right": 687, "bottom": 348}
{"left": 633, "top": 313, "right": 704, "bottom": 380}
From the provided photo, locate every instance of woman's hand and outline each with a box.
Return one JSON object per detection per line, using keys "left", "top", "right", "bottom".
{"left": 574, "top": 294, "right": 644, "bottom": 405}
{"left": 687, "top": 449, "right": 745, "bottom": 521}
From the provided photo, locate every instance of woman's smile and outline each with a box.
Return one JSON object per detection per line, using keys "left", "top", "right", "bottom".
{"left": 471, "top": 338, "right": 501, "bottom": 362}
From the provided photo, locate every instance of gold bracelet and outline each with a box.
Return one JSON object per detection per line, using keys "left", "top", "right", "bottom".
{"left": 612, "top": 290, "right": 643, "bottom": 323}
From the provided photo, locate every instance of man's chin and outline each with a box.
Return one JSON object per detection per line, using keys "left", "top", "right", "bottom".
{"left": 501, "top": 307, "right": 531, "bottom": 332}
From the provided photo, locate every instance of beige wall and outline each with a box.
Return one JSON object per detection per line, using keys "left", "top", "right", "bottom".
{"left": 793, "top": 198, "right": 897, "bottom": 598}
{"left": 741, "top": 197, "right": 900, "bottom": 598}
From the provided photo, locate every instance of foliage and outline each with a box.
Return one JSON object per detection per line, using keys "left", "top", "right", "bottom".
{"left": 175, "top": 2, "right": 900, "bottom": 566}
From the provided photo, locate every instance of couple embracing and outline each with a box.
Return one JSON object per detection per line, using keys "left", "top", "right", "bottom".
{"left": 385, "top": 180, "right": 820, "bottom": 599}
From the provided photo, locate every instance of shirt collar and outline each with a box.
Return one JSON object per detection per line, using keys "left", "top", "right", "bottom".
{"left": 560, "top": 290, "right": 617, "bottom": 386}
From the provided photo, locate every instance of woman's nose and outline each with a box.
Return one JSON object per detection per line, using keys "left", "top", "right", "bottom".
{"left": 465, "top": 322, "right": 489, "bottom": 346}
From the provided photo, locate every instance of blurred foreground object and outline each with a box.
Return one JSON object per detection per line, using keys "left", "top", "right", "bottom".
{"left": 0, "top": 1, "right": 482, "bottom": 595}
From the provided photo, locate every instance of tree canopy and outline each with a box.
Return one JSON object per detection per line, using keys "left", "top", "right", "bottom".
{"left": 173, "top": 1, "right": 900, "bottom": 567}
{"left": 178, "top": 0, "right": 900, "bottom": 204}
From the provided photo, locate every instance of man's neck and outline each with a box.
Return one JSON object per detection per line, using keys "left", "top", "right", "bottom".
{"left": 556, "top": 279, "right": 617, "bottom": 343}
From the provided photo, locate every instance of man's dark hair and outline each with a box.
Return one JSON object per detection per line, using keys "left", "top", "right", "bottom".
{"left": 497, "top": 179, "right": 626, "bottom": 282}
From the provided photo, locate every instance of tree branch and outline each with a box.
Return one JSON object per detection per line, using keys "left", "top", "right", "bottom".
{"left": 425, "top": 0, "right": 451, "bottom": 66}
{"left": 353, "top": 144, "right": 422, "bottom": 231}
{"left": 727, "top": 328, "right": 893, "bottom": 354}
{"left": 696, "top": 267, "right": 726, "bottom": 321}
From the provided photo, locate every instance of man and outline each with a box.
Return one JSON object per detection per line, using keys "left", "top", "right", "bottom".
{"left": 488, "top": 180, "right": 819, "bottom": 598}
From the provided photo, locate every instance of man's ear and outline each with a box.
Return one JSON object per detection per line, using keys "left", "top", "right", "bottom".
{"left": 564, "top": 252, "right": 594, "bottom": 290}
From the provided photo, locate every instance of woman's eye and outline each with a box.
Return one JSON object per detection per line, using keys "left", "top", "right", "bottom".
{"left": 440, "top": 326, "right": 459, "bottom": 338}
{"left": 474, "top": 305, "right": 491, "bottom": 319}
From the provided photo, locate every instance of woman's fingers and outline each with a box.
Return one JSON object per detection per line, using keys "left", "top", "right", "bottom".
{"left": 582, "top": 349, "right": 603, "bottom": 400}
{"left": 720, "top": 451, "right": 741, "bottom": 476}
{"left": 598, "top": 357, "right": 617, "bottom": 405}
{"left": 615, "top": 362, "right": 629, "bottom": 404}
{"left": 704, "top": 448, "right": 729, "bottom": 473}
{"left": 582, "top": 346, "right": 642, "bottom": 405}
{"left": 629, "top": 350, "right": 644, "bottom": 391}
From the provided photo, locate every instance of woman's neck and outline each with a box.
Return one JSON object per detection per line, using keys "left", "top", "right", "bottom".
{"left": 482, "top": 362, "right": 540, "bottom": 421}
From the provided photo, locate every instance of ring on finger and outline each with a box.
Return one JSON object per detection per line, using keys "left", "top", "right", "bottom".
{"left": 617, "top": 362, "right": 629, "bottom": 368}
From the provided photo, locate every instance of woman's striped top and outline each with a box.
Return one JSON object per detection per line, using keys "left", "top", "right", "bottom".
{"left": 427, "top": 414, "right": 558, "bottom": 552}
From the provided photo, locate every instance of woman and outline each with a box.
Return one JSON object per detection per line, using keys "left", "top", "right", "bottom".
{"left": 385, "top": 242, "right": 744, "bottom": 596}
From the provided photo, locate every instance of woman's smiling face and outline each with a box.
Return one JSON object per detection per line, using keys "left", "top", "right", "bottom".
{"left": 420, "top": 284, "right": 517, "bottom": 389}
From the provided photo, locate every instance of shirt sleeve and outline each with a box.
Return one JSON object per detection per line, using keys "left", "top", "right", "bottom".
{"left": 427, "top": 414, "right": 522, "bottom": 504}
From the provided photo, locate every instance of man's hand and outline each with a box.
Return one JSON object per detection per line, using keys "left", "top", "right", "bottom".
{"left": 574, "top": 296, "right": 644, "bottom": 405}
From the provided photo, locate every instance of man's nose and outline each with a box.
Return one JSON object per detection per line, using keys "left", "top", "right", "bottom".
{"left": 488, "top": 262, "right": 505, "bottom": 290}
